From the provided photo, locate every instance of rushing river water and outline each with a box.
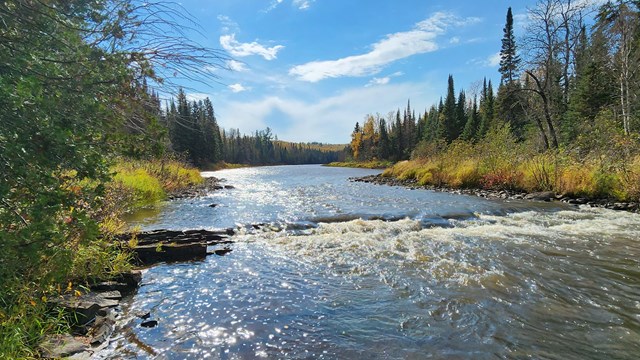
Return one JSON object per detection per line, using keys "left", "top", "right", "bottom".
{"left": 100, "top": 165, "right": 640, "bottom": 359}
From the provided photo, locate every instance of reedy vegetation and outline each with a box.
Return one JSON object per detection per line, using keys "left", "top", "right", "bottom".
{"left": 350, "top": 1, "right": 640, "bottom": 200}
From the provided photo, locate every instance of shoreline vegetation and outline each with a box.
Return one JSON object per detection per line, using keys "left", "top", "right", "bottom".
{"left": 325, "top": 160, "right": 392, "bottom": 169}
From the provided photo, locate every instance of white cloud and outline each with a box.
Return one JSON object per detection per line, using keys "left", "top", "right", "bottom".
{"left": 204, "top": 65, "right": 220, "bottom": 74}
{"left": 186, "top": 92, "right": 210, "bottom": 102}
{"left": 293, "top": 0, "right": 314, "bottom": 10}
{"left": 264, "top": 0, "right": 284, "bottom": 13}
{"left": 218, "top": 15, "right": 239, "bottom": 34}
{"left": 467, "top": 52, "right": 502, "bottom": 68}
{"left": 366, "top": 77, "right": 390, "bottom": 87}
{"left": 227, "top": 60, "right": 248, "bottom": 72}
{"left": 216, "top": 82, "right": 438, "bottom": 143}
{"left": 488, "top": 52, "right": 501, "bottom": 67}
{"left": 289, "top": 12, "right": 479, "bottom": 82}
{"left": 229, "top": 83, "right": 249, "bottom": 93}
{"left": 449, "top": 36, "right": 460, "bottom": 44}
{"left": 220, "top": 34, "right": 284, "bottom": 60}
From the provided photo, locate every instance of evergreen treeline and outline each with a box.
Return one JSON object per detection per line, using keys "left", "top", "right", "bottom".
{"left": 350, "top": 1, "right": 640, "bottom": 162}
{"left": 159, "top": 88, "right": 344, "bottom": 166}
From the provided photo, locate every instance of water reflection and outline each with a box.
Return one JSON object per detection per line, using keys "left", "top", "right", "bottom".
{"left": 98, "top": 166, "right": 640, "bottom": 359}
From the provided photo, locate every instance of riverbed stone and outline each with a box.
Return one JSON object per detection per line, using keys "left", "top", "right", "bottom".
{"left": 134, "top": 242, "right": 207, "bottom": 264}
{"left": 40, "top": 334, "right": 88, "bottom": 359}
{"left": 524, "top": 191, "right": 556, "bottom": 201}
{"left": 53, "top": 292, "right": 119, "bottom": 325}
{"left": 89, "top": 309, "right": 117, "bottom": 345}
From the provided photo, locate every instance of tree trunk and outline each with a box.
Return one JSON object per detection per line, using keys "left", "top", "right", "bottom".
{"left": 525, "top": 70, "right": 559, "bottom": 149}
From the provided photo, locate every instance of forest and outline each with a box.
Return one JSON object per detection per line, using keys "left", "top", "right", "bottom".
{"left": 136, "top": 87, "right": 344, "bottom": 167}
{"left": 347, "top": 2, "right": 640, "bottom": 200}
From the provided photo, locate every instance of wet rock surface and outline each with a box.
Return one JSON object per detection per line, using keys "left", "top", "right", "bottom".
{"left": 351, "top": 174, "right": 640, "bottom": 212}
{"left": 167, "top": 176, "right": 225, "bottom": 199}
{"left": 116, "top": 228, "right": 236, "bottom": 265}
{"left": 40, "top": 334, "right": 89, "bottom": 359}
{"left": 41, "top": 271, "right": 143, "bottom": 359}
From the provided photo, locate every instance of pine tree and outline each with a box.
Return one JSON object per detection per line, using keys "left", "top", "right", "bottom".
{"left": 478, "top": 79, "right": 495, "bottom": 138}
{"left": 499, "top": 7, "right": 520, "bottom": 84}
{"left": 455, "top": 90, "right": 467, "bottom": 139}
{"left": 497, "top": 7, "right": 525, "bottom": 140}
{"left": 443, "top": 75, "right": 458, "bottom": 142}
{"left": 461, "top": 97, "right": 480, "bottom": 141}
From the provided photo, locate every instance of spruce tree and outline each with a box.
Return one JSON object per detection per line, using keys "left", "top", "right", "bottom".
{"left": 498, "top": 7, "right": 525, "bottom": 139}
{"left": 443, "top": 75, "right": 458, "bottom": 142}
{"left": 499, "top": 7, "right": 520, "bottom": 84}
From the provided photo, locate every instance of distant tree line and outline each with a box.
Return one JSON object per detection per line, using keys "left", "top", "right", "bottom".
{"left": 349, "top": 1, "right": 640, "bottom": 161}
{"left": 132, "top": 88, "right": 345, "bottom": 166}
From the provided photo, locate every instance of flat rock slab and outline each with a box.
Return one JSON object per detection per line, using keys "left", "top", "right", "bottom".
{"left": 117, "top": 229, "right": 235, "bottom": 265}
{"left": 53, "top": 292, "right": 120, "bottom": 325}
{"left": 40, "top": 334, "right": 88, "bottom": 359}
{"left": 134, "top": 242, "right": 207, "bottom": 265}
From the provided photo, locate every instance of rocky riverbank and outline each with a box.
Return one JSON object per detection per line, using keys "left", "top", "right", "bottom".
{"left": 352, "top": 174, "right": 640, "bottom": 212}
{"left": 167, "top": 176, "right": 235, "bottom": 200}
{"left": 40, "top": 177, "right": 240, "bottom": 358}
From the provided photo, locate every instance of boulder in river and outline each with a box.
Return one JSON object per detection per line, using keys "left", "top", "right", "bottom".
{"left": 524, "top": 191, "right": 556, "bottom": 202}
{"left": 134, "top": 242, "right": 207, "bottom": 264}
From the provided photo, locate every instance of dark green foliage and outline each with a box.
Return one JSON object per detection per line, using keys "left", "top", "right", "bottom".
{"left": 220, "top": 128, "right": 344, "bottom": 165}
{"left": 496, "top": 82, "right": 526, "bottom": 140}
{"left": 478, "top": 79, "right": 495, "bottom": 139}
{"left": 166, "top": 90, "right": 223, "bottom": 166}
{"left": 443, "top": 75, "right": 459, "bottom": 142}
{"left": 461, "top": 98, "right": 480, "bottom": 141}
{"left": 499, "top": 7, "right": 521, "bottom": 84}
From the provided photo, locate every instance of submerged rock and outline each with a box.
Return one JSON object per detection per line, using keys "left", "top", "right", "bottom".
{"left": 141, "top": 320, "right": 159, "bottom": 328}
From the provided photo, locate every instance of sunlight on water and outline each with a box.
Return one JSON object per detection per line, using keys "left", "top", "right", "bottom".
{"left": 99, "top": 166, "right": 640, "bottom": 359}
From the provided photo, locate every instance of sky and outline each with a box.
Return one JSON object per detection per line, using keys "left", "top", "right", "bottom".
{"left": 167, "top": 0, "right": 593, "bottom": 144}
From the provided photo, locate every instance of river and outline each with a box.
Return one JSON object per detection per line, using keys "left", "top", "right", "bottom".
{"left": 98, "top": 165, "right": 640, "bottom": 359}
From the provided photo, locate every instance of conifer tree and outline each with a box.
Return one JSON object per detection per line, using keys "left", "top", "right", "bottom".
{"left": 443, "top": 75, "right": 458, "bottom": 142}
{"left": 462, "top": 97, "right": 480, "bottom": 141}
{"left": 499, "top": 7, "right": 520, "bottom": 84}
{"left": 497, "top": 7, "right": 525, "bottom": 139}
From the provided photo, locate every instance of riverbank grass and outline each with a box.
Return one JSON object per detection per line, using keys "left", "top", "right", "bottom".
{"left": 111, "top": 159, "right": 203, "bottom": 209}
{"left": 326, "top": 160, "right": 392, "bottom": 169}
{"left": 384, "top": 148, "right": 640, "bottom": 202}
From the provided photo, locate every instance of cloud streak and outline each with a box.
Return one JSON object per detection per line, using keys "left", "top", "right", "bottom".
{"left": 227, "top": 60, "right": 249, "bottom": 72}
{"left": 220, "top": 34, "right": 284, "bottom": 60}
{"left": 229, "top": 83, "right": 249, "bottom": 93}
{"left": 293, "top": 0, "right": 314, "bottom": 10}
{"left": 289, "top": 12, "right": 479, "bottom": 82}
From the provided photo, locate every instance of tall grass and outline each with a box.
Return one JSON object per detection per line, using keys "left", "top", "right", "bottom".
{"left": 326, "top": 160, "right": 392, "bottom": 169}
{"left": 386, "top": 125, "right": 640, "bottom": 202}
{"left": 110, "top": 159, "right": 203, "bottom": 210}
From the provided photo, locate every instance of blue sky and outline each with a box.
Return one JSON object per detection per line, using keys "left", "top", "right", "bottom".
{"left": 168, "top": 0, "right": 581, "bottom": 144}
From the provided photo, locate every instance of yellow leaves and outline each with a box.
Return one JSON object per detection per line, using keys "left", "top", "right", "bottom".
{"left": 74, "top": 290, "right": 82, "bottom": 297}
{"left": 66, "top": 282, "right": 73, "bottom": 292}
